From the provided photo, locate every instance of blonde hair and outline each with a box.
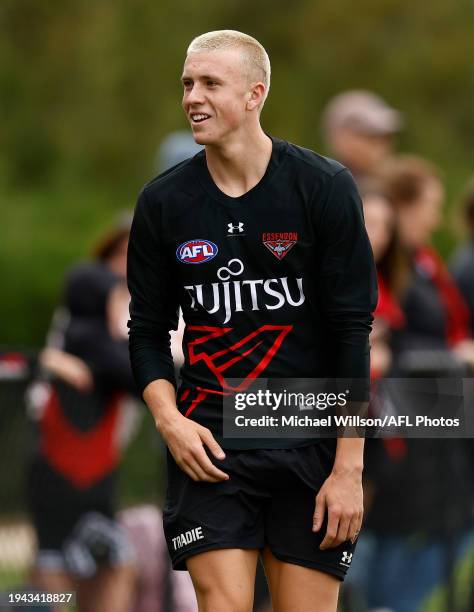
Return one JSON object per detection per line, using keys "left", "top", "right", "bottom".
{"left": 187, "top": 30, "right": 271, "bottom": 106}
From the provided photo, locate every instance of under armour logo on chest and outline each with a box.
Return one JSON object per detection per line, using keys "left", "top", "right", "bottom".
{"left": 227, "top": 222, "right": 244, "bottom": 234}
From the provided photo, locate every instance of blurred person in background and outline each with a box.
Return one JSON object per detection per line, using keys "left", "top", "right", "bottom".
{"left": 341, "top": 181, "right": 408, "bottom": 612}
{"left": 321, "top": 90, "right": 402, "bottom": 185}
{"left": 156, "top": 130, "right": 203, "bottom": 174}
{"left": 26, "top": 220, "right": 138, "bottom": 612}
{"left": 359, "top": 180, "right": 408, "bottom": 379}
{"left": 450, "top": 182, "right": 474, "bottom": 608}
{"left": 381, "top": 156, "right": 474, "bottom": 366}
{"left": 450, "top": 178, "right": 474, "bottom": 329}
{"left": 358, "top": 156, "right": 474, "bottom": 612}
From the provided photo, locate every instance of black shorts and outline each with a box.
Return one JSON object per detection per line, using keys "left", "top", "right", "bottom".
{"left": 163, "top": 441, "right": 358, "bottom": 580}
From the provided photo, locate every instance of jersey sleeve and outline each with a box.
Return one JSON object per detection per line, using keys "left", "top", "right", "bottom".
{"left": 127, "top": 187, "right": 180, "bottom": 396}
{"left": 315, "top": 169, "right": 378, "bottom": 392}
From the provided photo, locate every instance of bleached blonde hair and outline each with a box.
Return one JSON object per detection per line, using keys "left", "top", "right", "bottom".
{"left": 187, "top": 30, "right": 271, "bottom": 106}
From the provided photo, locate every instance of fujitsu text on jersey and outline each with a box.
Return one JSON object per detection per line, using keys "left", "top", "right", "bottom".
{"left": 183, "top": 258, "right": 305, "bottom": 324}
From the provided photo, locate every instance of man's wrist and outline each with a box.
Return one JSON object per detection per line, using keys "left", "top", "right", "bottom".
{"left": 331, "top": 462, "right": 364, "bottom": 478}
{"left": 154, "top": 403, "right": 182, "bottom": 434}
{"left": 333, "top": 436, "right": 364, "bottom": 478}
{"left": 143, "top": 378, "right": 182, "bottom": 434}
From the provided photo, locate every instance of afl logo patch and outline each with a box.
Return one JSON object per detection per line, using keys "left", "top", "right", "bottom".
{"left": 176, "top": 239, "right": 218, "bottom": 264}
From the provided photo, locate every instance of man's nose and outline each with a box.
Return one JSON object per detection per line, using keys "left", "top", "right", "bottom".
{"left": 185, "top": 84, "right": 205, "bottom": 105}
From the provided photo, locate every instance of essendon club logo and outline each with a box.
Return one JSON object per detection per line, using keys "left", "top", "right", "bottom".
{"left": 262, "top": 232, "right": 298, "bottom": 260}
{"left": 181, "top": 324, "right": 292, "bottom": 417}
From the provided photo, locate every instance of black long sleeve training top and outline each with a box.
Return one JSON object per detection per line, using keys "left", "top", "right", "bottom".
{"left": 128, "top": 137, "right": 377, "bottom": 448}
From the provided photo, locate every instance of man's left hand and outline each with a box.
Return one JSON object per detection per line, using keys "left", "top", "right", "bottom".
{"left": 312, "top": 469, "right": 363, "bottom": 550}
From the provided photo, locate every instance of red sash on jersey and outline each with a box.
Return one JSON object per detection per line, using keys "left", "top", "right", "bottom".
{"left": 41, "top": 388, "right": 122, "bottom": 489}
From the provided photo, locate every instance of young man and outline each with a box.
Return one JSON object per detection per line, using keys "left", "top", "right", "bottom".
{"left": 128, "top": 30, "right": 377, "bottom": 612}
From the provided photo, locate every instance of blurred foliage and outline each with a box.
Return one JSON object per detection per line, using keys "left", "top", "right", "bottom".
{"left": 1, "top": 0, "right": 474, "bottom": 345}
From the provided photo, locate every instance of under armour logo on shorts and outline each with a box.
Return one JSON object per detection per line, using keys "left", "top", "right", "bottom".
{"left": 341, "top": 551, "right": 353, "bottom": 564}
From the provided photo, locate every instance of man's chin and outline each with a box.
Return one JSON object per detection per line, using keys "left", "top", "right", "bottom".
{"left": 191, "top": 128, "right": 216, "bottom": 146}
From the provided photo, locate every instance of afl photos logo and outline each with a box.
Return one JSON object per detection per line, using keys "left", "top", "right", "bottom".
{"left": 177, "top": 239, "right": 218, "bottom": 264}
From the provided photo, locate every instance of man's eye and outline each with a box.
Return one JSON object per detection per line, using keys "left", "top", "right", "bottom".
{"left": 183, "top": 81, "right": 193, "bottom": 89}
{"left": 207, "top": 81, "right": 217, "bottom": 87}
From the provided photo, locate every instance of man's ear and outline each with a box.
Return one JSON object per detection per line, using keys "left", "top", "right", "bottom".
{"left": 246, "top": 82, "right": 265, "bottom": 111}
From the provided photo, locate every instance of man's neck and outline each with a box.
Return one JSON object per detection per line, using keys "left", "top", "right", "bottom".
{"left": 205, "top": 127, "right": 273, "bottom": 198}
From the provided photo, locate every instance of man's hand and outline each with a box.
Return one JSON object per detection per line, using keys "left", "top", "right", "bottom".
{"left": 312, "top": 467, "right": 363, "bottom": 550}
{"left": 158, "top": 411, "right": 230, "bottom": 483}
{"left": 143, "top": 378, "right": 229, "bottom": 483}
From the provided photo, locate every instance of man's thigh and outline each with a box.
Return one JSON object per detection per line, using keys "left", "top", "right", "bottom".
{"left": 163, "top": 449, "right": 266, "bottom": 570}
{"left": 262, "top": 547, "right": 340, "bottom": 612}
{"left": 187, "top": 548, "right": 259, "bottom": 612}
{"left": 264, "top": 444, "right": 356, "bottom": 581}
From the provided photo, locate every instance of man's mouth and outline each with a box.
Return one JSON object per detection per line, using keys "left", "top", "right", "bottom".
{"left": 190, "top": 113, "right": 211, "bottom": 124}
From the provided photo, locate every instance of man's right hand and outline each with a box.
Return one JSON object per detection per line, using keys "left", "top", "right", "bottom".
{"left": 143, "top": 379, "right": 229, "bottom": 483}
{"left": 159, "top": 412, "right": 230, "bottom": 482}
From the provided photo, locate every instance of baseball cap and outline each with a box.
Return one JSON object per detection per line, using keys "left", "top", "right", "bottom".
{"left": 322, "top": 90, "right": 403, "bottom": 136}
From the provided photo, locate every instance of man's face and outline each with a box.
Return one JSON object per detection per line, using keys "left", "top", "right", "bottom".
{"left": 181, "top": 49, "right": 252, "bottom": 146}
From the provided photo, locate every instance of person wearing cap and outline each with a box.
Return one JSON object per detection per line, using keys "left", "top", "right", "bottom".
{"left": 322, "top": 90, "right": 402, "bottom": 184}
